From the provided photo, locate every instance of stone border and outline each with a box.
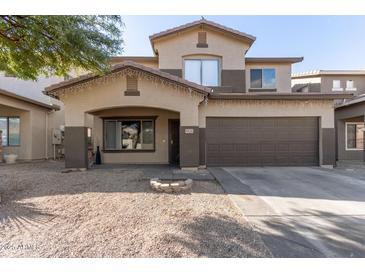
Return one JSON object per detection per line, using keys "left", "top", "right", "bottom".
{"left": 150, "top": 178, "right": 193, "bottom": 193}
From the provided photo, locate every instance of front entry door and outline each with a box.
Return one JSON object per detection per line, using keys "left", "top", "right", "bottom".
{"left": 168, "top": 119, "right": 180, "bottom": 165}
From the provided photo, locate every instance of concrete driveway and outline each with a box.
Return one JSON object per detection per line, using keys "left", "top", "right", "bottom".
{"left": 209, "top": 167, "right": 365, "bottom": 257}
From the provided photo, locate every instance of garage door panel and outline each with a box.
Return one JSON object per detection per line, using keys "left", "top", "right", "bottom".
{"left": 206, "top": 117, "right": 319, "bottom": 166}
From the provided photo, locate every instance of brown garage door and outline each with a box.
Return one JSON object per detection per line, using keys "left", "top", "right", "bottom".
{"left": 206, "top": 117, "right": 319, "bottom": 166}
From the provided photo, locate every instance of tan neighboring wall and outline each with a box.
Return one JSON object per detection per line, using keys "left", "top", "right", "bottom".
{"left": 153, "top": 27, "right": 250, "bottom": 70}
{"left": 321, "top": 75, "right": 365, "bottom": 95}
{"left": 0, "top": 92, "right": 64, "bottom": 160}
{"left": 292, "top": 74, "right": 365, "bottom": 95}
{"left": 246, "top": 62, "right": 292, "bottom": 92}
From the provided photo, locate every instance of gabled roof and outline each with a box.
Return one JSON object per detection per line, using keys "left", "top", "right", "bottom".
{"left": 149, "top": 18, "right": 256, "bottom": 54}
{"left": 44, "top": 61, "right": 212, "bottom": 96}
{"left": 0, "top": 88, "right": 60, "bottom": 110}
{"left": 335, "top": 94, "right": 365, "bottom": 109}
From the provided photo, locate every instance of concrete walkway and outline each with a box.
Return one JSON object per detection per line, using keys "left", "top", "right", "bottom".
{"left": 209, "top": 167, "right": 365, "bottom": 258}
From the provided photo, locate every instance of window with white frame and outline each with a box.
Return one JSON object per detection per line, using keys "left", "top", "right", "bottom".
{"left": 104, "top": 118, "right": 155, "bottom": 151}
{"left": 0, "top": 117, "right": 20, "bottom": 146}
{"left": 346, "top": 80, "right": 356, "bottom": 91}
{"left": 346, "top": 122, "right": 364, "bottom": 150}
{"left": 250, "top": 68, "right": 276, "bottom": 89}
{"left": 184, "top": 59, "right": 220, "bottom": 86}
{"left": 332, "top": 80, "right": 343, "bottom": 91}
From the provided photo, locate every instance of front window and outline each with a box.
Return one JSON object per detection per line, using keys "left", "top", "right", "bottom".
{"left": 346, "top": 122, "right": 364, "bottom": 150}
{"left": 104, "top": 118, "right": 155, "bottom": 151}
{"left": 184, "top": 59, "right": 219, "bottom": 86}
{"left": 0, "top": 117, "right": 20, "bottom": 146}
{"left": 332, "top": 80, "right": 342, "bottom": 91}
{"left": 346, "top": 80, "right": 356, "bottom": 91}
{"left": 250, "top": 68, "right": 276, "bottom": 89}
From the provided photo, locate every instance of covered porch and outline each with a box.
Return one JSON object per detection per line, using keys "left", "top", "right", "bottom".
{"left": 89, "top": 106, "right": 181, "bottom": 165}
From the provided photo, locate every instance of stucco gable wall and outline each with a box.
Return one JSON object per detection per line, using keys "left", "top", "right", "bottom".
{"left": 60, "top": 74, "right": 205, "bottom": 127}
{"left": 153, "top": 28, "right": 249, "bottom": 70}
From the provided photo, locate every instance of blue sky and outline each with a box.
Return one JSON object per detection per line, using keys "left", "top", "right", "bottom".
{"left": 121, "top": 16, "right": 365, "bottom": 73}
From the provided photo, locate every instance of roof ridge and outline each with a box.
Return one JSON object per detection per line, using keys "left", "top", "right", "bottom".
{"left": 149, "top": 18, "right": 256, "bottom": 48}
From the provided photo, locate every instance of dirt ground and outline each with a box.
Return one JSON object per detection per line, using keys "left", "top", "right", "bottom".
{"left": 0, "top": 161, "right": 271, "bottom": 258}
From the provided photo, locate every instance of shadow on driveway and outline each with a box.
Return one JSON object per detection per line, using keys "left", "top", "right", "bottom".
{"left": 209, "top": 167, "right": 365, "bottom": 257}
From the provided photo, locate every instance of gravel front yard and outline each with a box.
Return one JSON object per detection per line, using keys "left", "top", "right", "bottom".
{"left": 0, "top": 161, "right": 270, "bottom": 258}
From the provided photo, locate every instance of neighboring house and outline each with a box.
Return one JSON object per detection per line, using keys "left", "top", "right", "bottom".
{"left": 44, "top": 18, "right": 351, "bottom": 169}
{"left": 292, "top": 70, "right": 365, "bottom": 163}
{"left": 0, "top": 88, "right": 61, "bottom": 161}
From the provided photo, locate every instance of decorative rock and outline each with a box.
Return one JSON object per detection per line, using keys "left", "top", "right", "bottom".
{"left": 150, "top": 178, "right": 193, "bottom": 193}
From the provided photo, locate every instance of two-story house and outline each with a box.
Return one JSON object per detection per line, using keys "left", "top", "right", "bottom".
{"left": 44, "top": 18, "right": 351, "bottom": 169}
{"left": 292, "top": 70, "right": 365, "bottom": 163}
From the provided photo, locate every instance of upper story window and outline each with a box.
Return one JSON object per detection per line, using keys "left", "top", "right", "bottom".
{"left": 346, "top": 80, "right": 357, "bottom": 91}
{"left": 183, "top": 59, "right": 220, "bottom": 86}
{"left": 0, "top": 117, "right": 20, "bottom": 146}
{"left": 332, "top": 80, "right": 343, "bottom": 91}
{"left": 250, "top": 68, "right": 276, "bottom": 90}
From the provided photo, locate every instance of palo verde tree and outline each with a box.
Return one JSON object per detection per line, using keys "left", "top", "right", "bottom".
{"left": 0, "top": 15, "right": 124, "bottom": 80}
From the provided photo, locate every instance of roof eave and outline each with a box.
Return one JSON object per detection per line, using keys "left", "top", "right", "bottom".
{"left": 246, "top": 57, "right": 304, "bottom": 64}
{"left": 209, "top": 92, "right": 354, "bottom": 100}
{"left": 44, "top": 61, "right": 211, "bottom": 96}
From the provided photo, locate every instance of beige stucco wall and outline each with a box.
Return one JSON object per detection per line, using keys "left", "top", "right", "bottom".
{"left": 153, "top": 27, "right": 250, "bottom": 70}
{"left": 90, "top": 107, "right": 179, "bottom": 164}
{"left": 246, "top": 63, "right": 292, "bottom": 92}
{"left": 199, "top": 99, "right": 335, "bottom": 128}
{"left": 60, "top": 74, "right": 205, "bottom": 127}
{"left": 1, "top": 94, "right": 46, "bottom": 160}
{"left": 0, "top": 93, "right": 64, "bottom": 160}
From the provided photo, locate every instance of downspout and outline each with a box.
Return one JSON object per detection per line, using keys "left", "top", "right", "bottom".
{"left": 45, "top": 110, "right": 53, "bottom": 160}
